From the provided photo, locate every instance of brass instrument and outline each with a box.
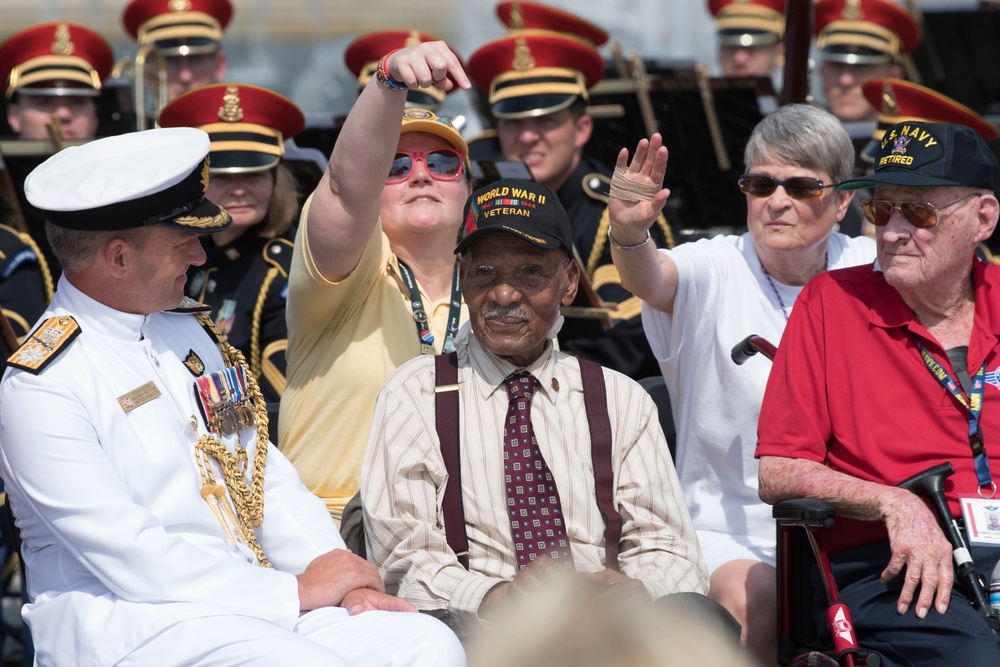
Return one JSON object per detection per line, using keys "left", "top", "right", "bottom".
{"left": 110, "top": 45, "right": 168, "bottom": 130}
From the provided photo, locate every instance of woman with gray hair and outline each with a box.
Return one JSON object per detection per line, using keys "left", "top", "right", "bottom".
{"left": 607, "top": 104, "right": 876, "bottom": 664}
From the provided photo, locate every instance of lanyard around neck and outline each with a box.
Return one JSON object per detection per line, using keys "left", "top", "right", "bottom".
{"left": 397, "top": 259, "right": 462, "bottom": 355}
{"left": 918, "top": 343, "right": 994, "bottom": 495}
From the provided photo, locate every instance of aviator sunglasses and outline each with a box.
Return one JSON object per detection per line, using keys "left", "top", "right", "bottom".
{"left": 386, "top": 148, "right": 464, "bottom": 184}
{"left": 860, "top": 193, "right": 982, "bottom": 229}
{"left": 738, "top": 174, "right": 836, "bottom": 199}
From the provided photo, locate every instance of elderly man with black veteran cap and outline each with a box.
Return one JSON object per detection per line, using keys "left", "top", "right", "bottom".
{"left": 708, "top": 0, "right": 785, "bottom": 79}
{"left": 466, "top": 2, "right": 675, "bottom": 381}
{"left": 756, "top": 120, "right": 1000, "bottom": 665}
{"left": 279, "top": 42, "right": 473, "bottom": 535}
{"left": 122, "top": 0, "right": 230, "bottom": 105}
{"left": 814, "top": 0, "right": 922, "bottom": 124}
{"left": 361, "top": 176, "right": 715, "bottom": 639}
{"left": 0, "top": 127, "right": 465, "bottom": 666}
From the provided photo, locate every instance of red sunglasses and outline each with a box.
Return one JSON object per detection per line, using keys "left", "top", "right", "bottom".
{"left": 386, "top": 149, "right": 464, "bottom": 184}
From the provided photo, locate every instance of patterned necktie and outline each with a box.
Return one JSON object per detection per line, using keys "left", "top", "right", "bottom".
{"left": 503, "top": 371, "right": 574, "bottom": 570}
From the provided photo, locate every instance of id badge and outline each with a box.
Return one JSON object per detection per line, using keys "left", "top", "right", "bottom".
{"left": 959, "top": 496, "right": 1000, "bottom": 547}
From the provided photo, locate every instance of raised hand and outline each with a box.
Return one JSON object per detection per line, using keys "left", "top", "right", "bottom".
{"left": 607, "top": 133, "right": 672, "bottom": 244}
{"left": 385, "top": 41, "right": 471, "bottom": 93}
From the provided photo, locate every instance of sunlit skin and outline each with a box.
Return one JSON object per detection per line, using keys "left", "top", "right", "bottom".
{"left": 379, "top": 132, "right": 470, "bottom": 244}
{"left": 126, "top": 227, "right": 206, "bottom": 314}
{"left": 821, "top": 60, "right": 901, "bottom": 122}
{"left": 497, "top": 109, "right": 592, "bottom": 192}
{"left": 718, "top": 42, "right": 783, "bottom": 77}
{"left": 461, "top": 232, "right": 579, "bottom": 368}
{"left": 164, "top": 51, "right": 226, "bottom": 101}
{"left": 206, "top": 170, "right": 275, "bottom": 246}
{"left": 874, "top": 184, "right": 994, "bottom": 293}
{"left": 6, "top": 93, "right": 98, "bottom": 140}
{"left": 745, "top": 158, "right": 852, "bottom": 283}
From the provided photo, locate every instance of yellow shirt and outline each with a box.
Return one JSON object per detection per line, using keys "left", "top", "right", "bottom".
{"left": 280, "top": 195, "right": 466, "bottom": 521}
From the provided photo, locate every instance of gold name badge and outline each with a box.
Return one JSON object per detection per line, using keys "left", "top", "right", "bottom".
{"left": 117, "top": 381, "right": 162, "bottom": 413}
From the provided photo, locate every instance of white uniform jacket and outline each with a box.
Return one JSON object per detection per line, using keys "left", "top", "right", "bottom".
{"left": 0, "top": 278, "right": 343, "bottom": 667}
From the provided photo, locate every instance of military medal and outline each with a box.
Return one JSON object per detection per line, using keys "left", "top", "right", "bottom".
{"left": 194, "top": 364, "right": 256, "bottom": 436}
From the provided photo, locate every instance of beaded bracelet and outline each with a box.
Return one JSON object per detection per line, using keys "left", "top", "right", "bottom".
{"left": 376, "top": 49, "right": 407, "bottom": 91}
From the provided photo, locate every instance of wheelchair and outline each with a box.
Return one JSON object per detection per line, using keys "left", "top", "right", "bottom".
{"left": 732, "top": 335, "right": 1000, "bottom": 667}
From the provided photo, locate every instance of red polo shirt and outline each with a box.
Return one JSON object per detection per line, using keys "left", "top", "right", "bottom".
{"left": 756, "top": 260, "right": 1000, "bottom": 551}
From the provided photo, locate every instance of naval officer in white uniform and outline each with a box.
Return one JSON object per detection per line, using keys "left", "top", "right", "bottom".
{"left": 0, "top": 127, "right": 465, "bottom": 667}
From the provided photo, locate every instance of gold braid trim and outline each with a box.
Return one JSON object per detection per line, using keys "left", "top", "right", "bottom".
{"left": 14, "top": 229, "right": 55, "bottom": 302}
{"left": 250, "top": 265, "right": 279, "bottom": 379}
{"left": 195, "top": 311, "right": 272, "bottom": 568}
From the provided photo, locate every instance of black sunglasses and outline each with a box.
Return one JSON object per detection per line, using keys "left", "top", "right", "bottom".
{"left": 860, "top": 193, "right": 982, "bottom": 228}
{"left": 738, "top": 174, "right": 836, "bottom": 199}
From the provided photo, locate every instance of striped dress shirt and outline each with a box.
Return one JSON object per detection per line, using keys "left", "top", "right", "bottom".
{"left": 361, "top": 328, "right": 708, "bottom": 635}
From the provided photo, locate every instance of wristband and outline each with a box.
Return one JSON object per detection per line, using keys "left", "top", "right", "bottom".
{"left": 608, "top": 227, "right": 651, "bottom": 251}
{"left": 376, "top": 49, "right": 407, "bottom": 91}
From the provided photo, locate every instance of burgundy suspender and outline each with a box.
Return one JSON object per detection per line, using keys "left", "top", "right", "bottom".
{"left": 434, "top": 352, "right": 470, "bottom": 569}
{"left": 579, "top": 358, "right": 621, "bottom": 571}
{"left": 435, "top": 353, "right": 621, "bottom": 572}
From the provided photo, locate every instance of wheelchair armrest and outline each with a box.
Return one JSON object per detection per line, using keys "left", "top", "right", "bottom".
{"left": 773, "top": 498, "right": 836, "bottom": 529}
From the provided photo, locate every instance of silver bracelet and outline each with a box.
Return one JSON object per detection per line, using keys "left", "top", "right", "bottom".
{"left": 608, "top": 227, "right": 651, "bottom": 251}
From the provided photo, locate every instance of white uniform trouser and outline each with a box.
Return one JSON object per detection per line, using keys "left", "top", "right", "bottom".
{"left": 116, "top": 607, "right": 465, "bottom": 667}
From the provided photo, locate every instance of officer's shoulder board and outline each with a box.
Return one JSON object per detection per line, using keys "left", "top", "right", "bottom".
{"left": 167, "top": 297, "right": 225, "bottom": 344}
{"left": 7, "top": 316, "right": 81, "bottom": 374}
{"left": 261, "top": 237, "right": 294, "bottom": 275}
{"left": 581, "top": 172, "right": 611, "bottom": 204}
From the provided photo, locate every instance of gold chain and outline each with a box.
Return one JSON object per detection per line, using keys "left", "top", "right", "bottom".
{"left": 195, "top": 313, "right": 272, "bottom": 568}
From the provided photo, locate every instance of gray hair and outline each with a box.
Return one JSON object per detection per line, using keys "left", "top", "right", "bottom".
{"left": 744, "top": 104, "right": 855, "bottom": 185}
{"left": 46, "top": 222, "right": 150, "bottom": 273}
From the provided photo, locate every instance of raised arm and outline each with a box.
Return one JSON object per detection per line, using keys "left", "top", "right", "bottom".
{"left": 758, "top": 456, "right": 954, "bottom": 620}
{"left": 306, "top": 42, "right": 470, "bottom": 282}
{"left": 607, "top": 133, "right": 681, "bottom": 313}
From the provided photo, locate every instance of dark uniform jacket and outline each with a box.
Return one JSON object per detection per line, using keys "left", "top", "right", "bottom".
{"left": 186, "top": 224, "right": 294, "bottom": 404}
{"left": 0, "top": 223, "right": 52, "bottom": 340}
{"left": 555, "top": 158, "right": 675, "bottom": 381}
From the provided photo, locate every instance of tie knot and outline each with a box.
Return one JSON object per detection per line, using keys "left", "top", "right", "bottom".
{"left": 504, "top": 371, "right": 537, "bottom": 401}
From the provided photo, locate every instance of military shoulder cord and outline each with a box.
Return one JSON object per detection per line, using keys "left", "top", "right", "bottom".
{"left": 195, "top": 311, "right": 272, "bottom": 568}
{"left": 249, "top": 265, "right": 280, "bottom": 380}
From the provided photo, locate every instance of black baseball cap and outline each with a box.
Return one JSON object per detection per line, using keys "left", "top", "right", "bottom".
{"left": 839, "top": 121, "right": 999, "bottom": 191}
{"left": 455, "top": 178, "right": 572, "bottom": 254}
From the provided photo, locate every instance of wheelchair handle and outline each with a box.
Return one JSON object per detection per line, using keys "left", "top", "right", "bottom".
{"left": 898, "top": 462, "right": 998, "bottom": 625}
{"left": 731, "top": 335, "right": 777, "bottom": 365}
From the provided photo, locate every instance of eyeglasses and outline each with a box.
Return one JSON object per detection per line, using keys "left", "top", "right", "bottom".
{"left": 386, "top": 149, "right": 464, "bottom": 184}
{"left": 738, "top": 174, "right": 836, "bottom": 199}
{"left": 860, "top": 193, "right": 982, "bottom": 228}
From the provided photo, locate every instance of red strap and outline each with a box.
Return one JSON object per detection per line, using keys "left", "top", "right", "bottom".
{"left": 435, "top": 352, "right": 469, "bottom": 569}
{"left": 580, "top": 358, "right": 621, "bottom": 571}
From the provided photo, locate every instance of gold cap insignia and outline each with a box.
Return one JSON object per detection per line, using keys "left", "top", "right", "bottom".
{"left": 218, "top": 85, "right": 244, "bottom": 123}
{"left": 52, "top": 23, "right": 75, "bottom": 56}
{"left": 880, "top": 81, "right": 899, "bottom": 114}
{"left": 168, "top": 0, "right": 192, "bottom": 12}
{"left": 512, "top": 37, "right": 536, "bottom": 72}
{"left": 405, "top": 30, "right": 422, "bottom": 47}
{"left": 509, "top": 3, "right": 525, "bottom": 30}
{"left": 843, "top": 0, "right": 863, "bottom": 21}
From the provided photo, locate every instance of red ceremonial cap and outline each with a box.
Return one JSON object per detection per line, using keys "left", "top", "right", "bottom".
{"left": 123, "top": 0, "right": 233, "bottom": 56}
{"left": 814, "top": 0, "right": 922, "bottom": 65}
{"left": 859, "top": 77, "right": 999, "bottom": 162}
{"left": 708, "top": 0, "right": 786, "bottom": 46}
{"left": 495, "top": 2, "right": 609, "bottom": 47}
{"left": 467, "top": 32, "right": 605, "bottom": 119}
{"left": 344, "top": 30, "right": 463, "bottom": 109}
{"left": 157, "top": 83, "right": 305, "bottom": 173}
{"left": 0, "top": 22, "right": 112, "bottom": 99}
